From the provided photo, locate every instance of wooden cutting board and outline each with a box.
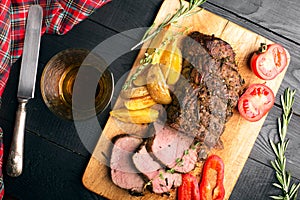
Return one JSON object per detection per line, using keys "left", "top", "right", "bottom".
{"left": 82, "top": 0, "right": 290, "bottom": 199}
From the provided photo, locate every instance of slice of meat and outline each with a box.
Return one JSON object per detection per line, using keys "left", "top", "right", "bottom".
{"left": 151, "top": 169, "right": 182, "bottom": 194}
{"left": 172, "top": 148, "right": 197, "bottom": 173}
{"left": 110, "top": 135, "right": 144, "bottom": 193}
{"left": 133, "top": 143, "right": 162, "bottom": 178}
{"left": 148, "top": 122, "right": 197, "bottom": 173}
{"left": 133, "top": 143, "right": 182, "bottom": 194}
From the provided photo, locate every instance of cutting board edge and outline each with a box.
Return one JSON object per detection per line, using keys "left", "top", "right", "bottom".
{"left": 82, "top": 0, "right": 291, "bottom": 199}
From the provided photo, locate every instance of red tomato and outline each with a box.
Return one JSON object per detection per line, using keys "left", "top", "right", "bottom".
{"left": 250, "top": 44, "right": 287, "bottom": 80}
{"left": 238, "top": 84, "right": 275, "bottom": 122}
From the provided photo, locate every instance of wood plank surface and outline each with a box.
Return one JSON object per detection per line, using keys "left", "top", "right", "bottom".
{"left": 0, "top": 19, "right": 139, "bottom": 157}
{"left": 208, "top": 0, "right": 300, "bottom": 45}
{"left": 250, "top": 104, "right": 300, "bottom": 177}
{"left": 90, "top": 0, "right": 300, "bottom": 114}
{"left": 0, "top": 119, "right": 104, "bottom": 200}
{"left": 231, "top": 157, "right": 300, "bottom": 199}
{"left": 1, "top": 0, "right": 299, "bottom": 199}
{"left": 200, "top": 2, "right": 300, "bottom": 115}
{"left": 82, "top": 0, "right": 291, "bottom": 199}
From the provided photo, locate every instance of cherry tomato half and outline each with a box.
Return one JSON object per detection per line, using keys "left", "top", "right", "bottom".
{"left": 250, "top": 44, "right": 287, "bottom": 80}
{"left": 238, "top": 84, "right": 275, "bottom": 122}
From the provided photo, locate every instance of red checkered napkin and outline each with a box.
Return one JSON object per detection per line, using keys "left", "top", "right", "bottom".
{"left": 0, "top": 0, "right": 110, "bottom": 198}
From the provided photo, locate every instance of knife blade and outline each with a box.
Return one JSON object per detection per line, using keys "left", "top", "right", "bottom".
{"left": 6, "top": 5, "right": 43, "bottom": 177}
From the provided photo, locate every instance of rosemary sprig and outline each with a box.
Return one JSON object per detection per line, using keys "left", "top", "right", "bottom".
{"left": 122, "top": 29, "right": 180, "bottom": 90}
{"left": 123, "top": 0, "right": 206, "bottom": 90}
{"left": 270, "top": 88, "right": 300, "bottom": 200}
{"left": 131, "top": 0, "right": 207, "bottom": 50}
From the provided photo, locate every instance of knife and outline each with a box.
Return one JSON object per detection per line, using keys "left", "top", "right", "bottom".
{"left": 6, "top": 5, "right": 43, "bottom": 177}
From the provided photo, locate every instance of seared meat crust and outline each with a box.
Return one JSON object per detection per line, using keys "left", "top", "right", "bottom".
{"left": 165, "top": 32, "right": 244, "bottom": 158}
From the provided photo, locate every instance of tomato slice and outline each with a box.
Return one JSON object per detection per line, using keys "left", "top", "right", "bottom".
{"left": 238, "top": 84, "right": 275, "bottom": 122}
{"left": 250, "top": 44, "right": 287, "bottom": 80}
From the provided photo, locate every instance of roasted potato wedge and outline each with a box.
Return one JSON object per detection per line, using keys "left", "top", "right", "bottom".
{"left": 158, "top": 41, "right": 182, "bottom": 85}
{"left": 147, "top": 64, "right": 172, "bottom": 104}
{"left": 146, "top": 25, "right": 171, "bottom": 58}
{"left": 120, "top": 86, "right": 149, "bottom": 99}
{"left": 132, "top": 66, "right": 150, "bottom": 86}
{"left": 110, "top": 108, "right": 159, "bottom": 124}
{"left": 159, "top": 42, "right": 174, "bottom": 78}
{"left": 124, "top": 95, "right": 157, "bottom": 110}
{"left": 166, "top": 46, "right": 182, "bottom": 85}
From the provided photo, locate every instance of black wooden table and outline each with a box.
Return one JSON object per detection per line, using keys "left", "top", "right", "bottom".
{"left": 1, "top": 0, "right": 300, "bottom": 199}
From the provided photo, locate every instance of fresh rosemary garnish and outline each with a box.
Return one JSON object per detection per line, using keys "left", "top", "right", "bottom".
{"left": 131, "top": 0, "right": 207, "bottom": 50}
{"left": 270, "top": 88, "right": 300, "bottom": 200}
{"left": 184, "top": 149, "right": 189, "bottom": 155}
{"left": 123, "top": 0, "right": 205, "bottom": 90}
{"left": 122, "top": 28, "right": 178, "bottom": 90}
{"left": 159, "top": 171, "right": 165, "bottom": 180}
{"left": 191, "top": 142, "right": 200, "bottom": 150}
{"left": 167, "top": 168, "right": 175, "bottom": 174}
{"left": 175, "top": 158, "right": 182, "bottom": 163}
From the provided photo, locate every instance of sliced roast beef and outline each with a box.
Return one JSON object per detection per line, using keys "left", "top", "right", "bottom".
{"left": 172, "top": 148, "right": 197, "bottom": 173}
{"left": 148, "top": 122, "right": 197, "bottom": 173}
{"left": 133, "top": 142, "right": 162, "bottom": 178}
{"left": 133, "top": 143, "right": 182, "bottom": 194}
{"left": 151, "top": 169, "right": 182, "bottom": 194}
{"left": 110, "top": 135, "right": 144, "bottom": 193}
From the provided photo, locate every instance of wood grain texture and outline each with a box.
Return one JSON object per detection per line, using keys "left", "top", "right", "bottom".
{"left": 230, "top": 157, "right": 300, "bottom": 199}
{"left": 89, "top": 0, "right": 163, "bottom": 33}
{"left": 0, "top": 19, "right": 140, "bottom": 157}
{"left": 249, "top": 105, "right": 300, "bottom": 177}
{"left": 1, "top": 0, "right": 299, "bottom": 199}
{"left": 208, "top": 0, "right": 300, "bottom": 44}
{"left": 82, "top": 0, "right": 291, "bottom": 199}
{"left": 90, "top": 0, "right": 300, "bottom": 115}
{"left": 0, "top": 120, "right": 105, "bottom": 200}
{"left": 201, "top": 2, "right": 300, "bottom": 115}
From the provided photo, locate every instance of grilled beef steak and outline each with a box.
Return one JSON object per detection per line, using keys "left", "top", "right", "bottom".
{"left": 166, "top": 32, "right": 244, "bottom": 159}
{"left": 133, "top": 143, "right": 182, "bottom": 194}
{"left": 148, "top": 122, "right": 197, "bottom": 173}
{"left": 110, "top": 135, "right": 144, "bottom": 193}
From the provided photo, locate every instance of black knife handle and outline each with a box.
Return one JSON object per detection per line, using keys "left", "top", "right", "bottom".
{"left": 6, "top": 98, "right": 28, "bottom": 177}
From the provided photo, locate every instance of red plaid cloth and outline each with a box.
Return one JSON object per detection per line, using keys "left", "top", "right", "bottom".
{"left": 0, "top": 0, "right": 110, "bottom": 198}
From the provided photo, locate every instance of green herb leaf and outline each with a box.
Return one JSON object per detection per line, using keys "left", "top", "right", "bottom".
{"left": 270, "top": 88, "right": 299, "bottom": 199}
{"left": 270, "top": 195, "right": 284, "bottom": 200}
{"left": 131, "top": 0, "right": 206, "bottom": 50}
{"left": 167, "top": 168, "right": 175, "bottom": 174}
{"left": 272, "top": 183, "right": 283, "bottom": 189}
{"left": 184, "top": 149, "right": 189, "bottom": 155}
{"left": 289, "top": 183, "right": 300, "bottom": 198}
{"left": 159, "top": 172, "right": 164, "bottom": 180}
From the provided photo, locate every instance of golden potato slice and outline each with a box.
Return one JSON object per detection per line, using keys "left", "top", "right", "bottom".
{"left": 120, "top": 86, "right": 149, "bottom": 99}
{"left": 147, "top": 64, "right": 172, "bottom": 104}
{"left": 132, "top": 66, "right": 150, "bottom": 86}
{"left": 146, "top": 25, "right": 171, "bottom": 57}
{"left": 158, "top": 42, "right": 175, "bottom": 78}
{"left": 166, "top": 46, "right": 182, "bottom": 85}
{"left": 110, "top": 108, "right": 159, "bottom": 124}
{"left": 124, "top": 95, "right": 157, "bottom": 110}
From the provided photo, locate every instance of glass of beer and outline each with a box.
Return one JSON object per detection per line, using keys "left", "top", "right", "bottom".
{"left": 40, "top": 48, "right": 114, "bottom": 121}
